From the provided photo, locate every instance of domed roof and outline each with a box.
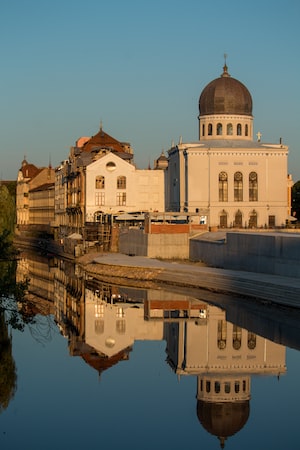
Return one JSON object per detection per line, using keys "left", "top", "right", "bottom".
{"left": 199, "top": 65, "right": 252, "bottom": 116}
{"left": 197, "top": 399, "right": 250, "bottom": 448}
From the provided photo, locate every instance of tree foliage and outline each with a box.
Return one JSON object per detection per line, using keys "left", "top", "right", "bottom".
{"left": 292, "top": 180, "right": 300, "bottom": 220}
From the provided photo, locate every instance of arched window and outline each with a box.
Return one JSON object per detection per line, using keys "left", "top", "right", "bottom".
{"left": 237, "top": 123, "right": 242, "bottom": 136}
{"left": 218, "top": 320, "right": 227, "bottom": 349}
{"left": 233, "top": 325, "right": 242, "bottom": 350}
{"left": 248, "top": 332, "right": 256, "bottom": 350}
{"left": 219, "top": 172, "right": 228, "bottom": 202}
{"left": 217, "top": 123, "right": 223, "bottom": 135}
{"left": 245, "top": 124, "right": 249, "bottom": 136}
{"left": 219, "top": 210, "right": 228, "bottom": 228}
{"left": 234, "top": 172, "right": 243, "bottom": 201}
{"left": 202, "top": 124, "right": 205, "bottom": 137}
{"left": 215, "top": 381, "right": 221, "bottom": 394}
{"left": 249, "top": 210, "right": 257, "bottom": 228}
{"left": 249, "top": 172, "right": 258, "bottom": 201}
{"left": 95, "top": 175, "right": 105, "bottom": 189}
{"left": 227, "top": 123, "right": 233, "bottom": 135}
{"left": 208, "top": 123, "right": 213, "bottom": 135}
{"left": 117, "top": 176, "right": 126, "bottom": 189}
{"left": 234, "top": 210, "right": 243, "bottom": 228}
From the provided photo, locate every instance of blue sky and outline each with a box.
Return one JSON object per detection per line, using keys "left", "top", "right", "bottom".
{"left": 1, "top": 0, "right": 300, "bottom": 180}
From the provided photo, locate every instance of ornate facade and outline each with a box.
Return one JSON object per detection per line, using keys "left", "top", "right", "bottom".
{"left": 166, "top": 63, "right": 290, "bottom": 229}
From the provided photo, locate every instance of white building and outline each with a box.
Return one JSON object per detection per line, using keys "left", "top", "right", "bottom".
{"left": 85, "top": 151, "right": 164, "bottom": 221}
{"left": 166, "top": 63, "right": 290, "bottom": 229}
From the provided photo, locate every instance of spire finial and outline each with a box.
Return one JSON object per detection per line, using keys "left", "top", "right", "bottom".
{"left": 100, "top": 120, "right": 103, "bottom": 131}
{"left": 222, "top": 53, "right": 230, "bottom": 77}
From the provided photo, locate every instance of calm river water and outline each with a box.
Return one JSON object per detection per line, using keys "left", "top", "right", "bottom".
{"left": 1, "top": 251, "right": 300, "bottom": 450}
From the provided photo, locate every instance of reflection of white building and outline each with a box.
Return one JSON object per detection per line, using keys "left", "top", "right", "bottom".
{"left": 166, "top": 63, "right": 290, "bottom": 229}
{"left": 84, "top": 289, "right": 164, "bottom": 358}
{"left": 165, "top": 303, "right": 286, "bottom": 448}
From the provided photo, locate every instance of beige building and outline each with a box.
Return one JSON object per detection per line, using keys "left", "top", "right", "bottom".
{"left": 166, "top": 63, "right": 290, "bottom": 229}
{"left": 16, "top": 160, "right": 55, "bottom": 229}
{"left": 55, "top": 126, "right": 165, "bottom": 240}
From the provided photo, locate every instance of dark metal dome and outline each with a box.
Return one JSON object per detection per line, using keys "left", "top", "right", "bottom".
{"left": 199, "top": 65, "right": 253, "bottom": 116}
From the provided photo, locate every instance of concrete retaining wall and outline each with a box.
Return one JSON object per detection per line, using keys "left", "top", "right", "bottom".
{"left": 119, "top": 228, "right": 189, "bottom": 259}
{"left": 190, "top": 232, "right": 300, "bottom": 278}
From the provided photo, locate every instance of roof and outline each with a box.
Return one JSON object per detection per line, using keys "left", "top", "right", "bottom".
{"left": 199, "top": 64, "right": 253, "bottom": 116}
{"left": 82, "top": 127, "right": 125, "bottom": 153}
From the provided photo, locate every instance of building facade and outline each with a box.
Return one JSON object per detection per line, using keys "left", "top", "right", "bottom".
{"left": 166, "top": 63, "right": 290, "bottom": 229}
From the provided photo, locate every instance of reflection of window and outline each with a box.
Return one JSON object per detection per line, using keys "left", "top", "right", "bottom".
{"left": 219, "top": 172, "right": 228, "bottom": 202}
{"left": 117, "top": 192, "right": 126, "bottom": 206}
{"left": 95, "top": 192, "right": 105, "bottom": 206}
{"left": 233, "top": 325, "right": 242, "bottom": 350}
{"left": 95, "top": 319, "right": 104, "bottom": 334}
{"left": 218, "top": 320, "right": 227, "bottom": 349}
{"left": 227, "top": 123, "right": 233, "bottom": 135}
{"left": 215, "top": 381, "right": 221, "bottom": 393}
{"left": 116, "top": 319, "right": 126, "bottom": 334}
{"left": 117, "top": 176, "right": 126, "bottom": 189}
{"left": 235, "top": 381, "right": 240, "bottom": 393}
{"left": 217, "top": 123, "right": 223, "bottom": 135}
{"left": 95, "top": 175, "right": 105, "bottom": 189}
{"left": 234, "top": 172, "right": 243, "bottom": 201}
{"left": 206, "top": 381, "right": 211, "bottom": 393}
{"left": 248, "top": 332, "right": 256, "bottom": 349}
{"left": 249, "top": 172, "right": 258, "bottom": 201}
{"left": 224, "top": 382, "right": 231, "bottom": 394}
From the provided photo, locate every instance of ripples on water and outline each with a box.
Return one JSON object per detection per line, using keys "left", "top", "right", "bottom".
{"left": 0, "top": 252, "right": 300, "bottom": 450}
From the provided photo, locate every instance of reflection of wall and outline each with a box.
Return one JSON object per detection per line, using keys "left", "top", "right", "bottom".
{"left": 16, "top": 252, "right": 56, "bottom": 314}
{"left": 165, "top": 303, "right": 286, "bottom": 448}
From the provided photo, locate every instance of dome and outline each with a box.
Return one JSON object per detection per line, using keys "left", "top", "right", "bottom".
{"left": 197, "top": 400, "right": 250, "bottom": 448}
{"left": 199, "top": 65, "right": 252, "bottom": 116}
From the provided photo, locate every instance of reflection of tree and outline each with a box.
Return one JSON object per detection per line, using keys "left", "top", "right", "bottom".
{"left": 0, "top": 311, "right": 16, "bottom": 412}
{"left": 0, "top": 260, "right": 32, "bottom": 331}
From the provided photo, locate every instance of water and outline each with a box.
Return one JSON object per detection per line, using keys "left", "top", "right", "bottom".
{"left": 0, "top": 252, "right": 300, "bottom": 450}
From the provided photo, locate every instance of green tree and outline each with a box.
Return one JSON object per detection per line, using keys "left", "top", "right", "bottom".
{"left": 292, "top": 180, "right": 300, "bottom": 220}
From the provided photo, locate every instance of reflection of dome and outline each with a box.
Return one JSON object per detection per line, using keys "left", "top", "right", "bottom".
{"left": 199, "top": 64, "right": 252, "bottom": 116}
{"left": 197, "top": 400, "right": 250, "bottom": 448}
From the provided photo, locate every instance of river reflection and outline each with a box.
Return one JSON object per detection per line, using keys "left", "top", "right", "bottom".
{"left": 1, "top": 251, "right": 300, "bottom": 449}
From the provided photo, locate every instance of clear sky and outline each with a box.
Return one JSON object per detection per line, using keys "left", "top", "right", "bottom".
{"left": 1, "top": 0, "right": 299, "bottom": 181}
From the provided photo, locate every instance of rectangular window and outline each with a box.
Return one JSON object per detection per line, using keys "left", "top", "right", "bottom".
{"left": 117, "top": 192, "right": 126, "bottom": 206}
{"left": 268, "top": 215, "right": 275, "bottom": 227}
{"left": 95, "top": 192, "right": 105, "bottom": 206}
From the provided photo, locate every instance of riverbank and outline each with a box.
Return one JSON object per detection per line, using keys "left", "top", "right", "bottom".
{"left": 77, "top": 252, "right": 300, "bottom": 310}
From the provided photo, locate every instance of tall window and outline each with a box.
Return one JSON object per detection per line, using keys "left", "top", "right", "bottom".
{"left": 234, "top": 210, "right": 243, "bottom": 227}
{"left": 117, "top": 192, "right": 126, "bottom": 206}
{"left": 208, "top": 123, "right": 213, "bottom": 135}
{"left": 219, "top": 172, "right": 228, "bottom": 202}
{"left": 202, "top": 124, "right": 205, "bottom": 137}
{"left": 219, "top": 210, "right": 228, "bottom": 228}
{"left": 234, "top": 172, "right": 243, "bottom": 201}
{"left": 237, "top": 123, "right": 242, "bottom": 135}
{"left": 249, "top": 210, "right": 257, "bottom": 228}
{"left": 217, "top": 320, "right": 227, "bottom": 349}
{"left": 245, "top": 124, "right": 249, "bottom": 136}
{"left": 217, "top": 123, "right": 223, "bottom": 135}
{"left": 95, "top": 175, "right": 105, "bottom": 189}
{"left": 249, "top": 172, "right": 258, "bottom": 201}
{"left": 117, "top": 176, "right": 126, "bottom": 189}
{"left": 95, "top": 192, "right": 105, "bottom": 206}
{"left": 227, "top": 123, "right": 233, "bottom": 135}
